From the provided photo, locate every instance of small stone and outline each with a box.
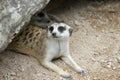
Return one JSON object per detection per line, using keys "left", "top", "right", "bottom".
{"left": 91, "top": 57, "right": 96, "bottom": 61}
{"left": 116, "top": 57, "right": 120, "bottom": 63}
{"left": 10, "top": 77, "right": 15, "bottom": 80}
{"left": 60, "top": 77, "right": 63, "bottom": 80}
{"left": 93, "top": 77, "right": 100, "bottom": 80}
{"left": 10, "top": 72, "right": 16, "bottom": 76}
{"left": 108, "top": 62, "right": 112, "bottom": 65}
{"left": 9, "top": 39, "right": 12, "bottom": 43}
{"left": 47, "top": 78, "right": 50, "bottom": 80}
{"left": 74, "top": 20, "right": 80, "bottom": 26}
{"left": 19, "top": 67, "right": 24, "bottom": 72}
{"left": 107, "top": 65, "right": 111, "bottom": 68}
{"left": 112, "top": 66, "right": 116, "bottom": 70}
{"left": 101, "top": 59, "right": 106, "bottom": 63}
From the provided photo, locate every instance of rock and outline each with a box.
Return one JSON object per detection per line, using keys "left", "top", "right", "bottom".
{"left": 74, "top": 20, "right": 80, "bottom": 26}
{"left": 10, "top": 72, "right": 16, "bottom": 76}
{"left": 112, "top": 66, "right": 116, "bottom": 70}
{"left": 106, "top": 64, "right": 111, "bottom": 68}
{"left": 116, "top": 57, "right": 120, "bottom": 63}
{"left": 0, "top": 0, "right": 50, "bottom": 52}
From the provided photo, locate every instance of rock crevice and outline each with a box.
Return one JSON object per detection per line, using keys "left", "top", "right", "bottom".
{"left": 0, "top": 0, "right": 50, "bottom": 52}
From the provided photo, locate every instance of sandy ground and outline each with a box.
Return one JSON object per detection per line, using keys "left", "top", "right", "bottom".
{"left": 0, "top": 0, "right": 120, "bottom": 80}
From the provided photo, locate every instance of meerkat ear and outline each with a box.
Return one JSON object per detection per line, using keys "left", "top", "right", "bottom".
{"left": 69, "top": 28, "right": 73, "bottom": 36}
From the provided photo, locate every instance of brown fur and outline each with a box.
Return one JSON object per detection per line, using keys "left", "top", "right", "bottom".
{"left": 7, "top": 13, "right": 84, "bottom": 78}
{"left": 7, "top": 25, "right": 47, "bottom": 61}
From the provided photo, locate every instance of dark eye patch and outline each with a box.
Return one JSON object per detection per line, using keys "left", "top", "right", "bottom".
{"left": 37, "top": 12, "right": 45, "bottom": 17}
{"left": 58, "top": 26, "right": 66, "bottom": 33}
{"left": 49, "top": 26, "right": 54, "bottom": 32}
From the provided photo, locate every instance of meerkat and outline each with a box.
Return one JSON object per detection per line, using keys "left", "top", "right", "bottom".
{"left": 7, "top": 12, "right": 84, "bottom": 78}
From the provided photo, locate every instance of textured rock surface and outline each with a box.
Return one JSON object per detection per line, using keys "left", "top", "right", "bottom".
{"left": 0, "top": 0, "right": 50, "bottom": 52}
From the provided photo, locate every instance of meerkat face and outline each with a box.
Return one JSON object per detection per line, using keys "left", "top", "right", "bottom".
{"left": 47, "top": 23, "right": 73, "bottom": 39}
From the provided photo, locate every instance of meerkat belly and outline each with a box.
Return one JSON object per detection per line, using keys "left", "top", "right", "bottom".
{"left": 45, "top": 39, "right": 68, "bottom": 60}
{"left": 45, "top": 39, "right": 60, "bottom": 59}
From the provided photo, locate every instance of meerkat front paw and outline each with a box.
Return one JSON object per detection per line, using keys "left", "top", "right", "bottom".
{"left": 77, "top": 68, "right": 85, "bottom": 75}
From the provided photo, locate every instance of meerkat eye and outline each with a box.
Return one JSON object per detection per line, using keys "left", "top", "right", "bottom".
{"left": 49, "top": 26, "right": 54, "bottom": 32}
{"left": 58, "top": 26, "right": 66, "bottom": 33}
{"left": 38, "top": 12, "right": 45, "bottom": 17}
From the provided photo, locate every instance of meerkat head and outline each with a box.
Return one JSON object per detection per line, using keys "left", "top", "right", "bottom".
{"left": 47, "top": 22, "right": 73, "bottom": 39}
{"left": 31, "top": 12, "right": 63, "bottom": 28}
{"left": 31, "top": 12, "right": 51, "bottom": 26}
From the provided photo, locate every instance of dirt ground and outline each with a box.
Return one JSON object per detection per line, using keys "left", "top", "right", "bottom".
{"left": 0, "top": 0, "right": 120, "bottom": 80}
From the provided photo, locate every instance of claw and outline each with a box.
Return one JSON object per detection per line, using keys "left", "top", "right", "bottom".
{"left": 78, "top": 69, "right": 85, "bottom": 75}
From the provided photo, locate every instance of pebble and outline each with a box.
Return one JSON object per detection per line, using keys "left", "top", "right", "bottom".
{"left": 10, "top": 77, "right": 15, "bottom": 80}
{"left": 93, "top": 77, "right": 100, "bottom": 80}
{"left": 74, "top": 20, "right": 80, "bottom": 26}
{"left": 112, "top": 66, "right": 116, "bottom": 70}
{"left": 91, "top": 57, "right": 96, "bottom": 61}
{"left": 106, "top": 64, "right": 111, "bottom": 68}
{"left": 116, "top": 57, "right": 120, "bottom": 63}
{"left": 20, "top": 65, "right": 24, "bottom": 72}
{"left": 108, "top": 62, "right": 112, "bottom": 65}
{"left": 60, "top": 77, "right": 64, "bottom": 80}
{"left": 106, "top": 61, "right": 113, "bottom": 68}
{"left": 101, "top": 59, "right": 107, "bottom": 63}
{"left": 10, "top": 72, "right": 16, "bottom": 76}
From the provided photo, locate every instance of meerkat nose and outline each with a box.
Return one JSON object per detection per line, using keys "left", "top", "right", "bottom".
{"left": 52, "top": 33, "right": 56, "bottom": 37}
{"left": 47, "top": 20, "right": 50, "bottom": 23}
